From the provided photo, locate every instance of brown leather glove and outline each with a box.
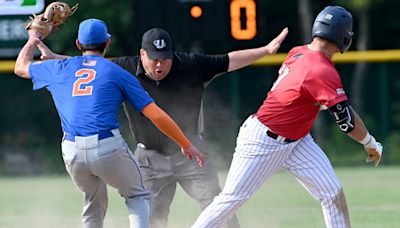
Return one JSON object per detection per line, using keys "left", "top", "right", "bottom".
{"left": 25, "top": 2, "right": 78, "bottom": 39}
{"left": 363, "top": 135, "right": 383, "bottom": 167}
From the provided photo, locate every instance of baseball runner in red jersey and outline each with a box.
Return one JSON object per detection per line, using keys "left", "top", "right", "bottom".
{"left": 14, "top": 18, "right": 204, "bottom": 228}
{"left": 192, "top": 6, "right": 383, "bottom": 228}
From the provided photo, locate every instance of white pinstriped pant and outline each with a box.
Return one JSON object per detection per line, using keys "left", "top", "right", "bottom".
{"left": 192, "top": 115, "right": 350, "bottom": 228}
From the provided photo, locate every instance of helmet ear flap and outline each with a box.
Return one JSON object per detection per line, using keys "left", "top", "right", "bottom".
{"left": 341, "top": 31, "right": 353, "bottom": 52}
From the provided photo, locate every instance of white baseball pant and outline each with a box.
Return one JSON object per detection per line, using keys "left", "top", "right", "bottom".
{"left": 192, "top": 115, "right": 350, "bottom": 228}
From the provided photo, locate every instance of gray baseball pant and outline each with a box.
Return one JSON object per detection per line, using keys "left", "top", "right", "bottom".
{"left": 135, "top": 144, "right": 240, "bottom": 228}
{"left": 61, "top": 129, "right": 150, "bottom": 228}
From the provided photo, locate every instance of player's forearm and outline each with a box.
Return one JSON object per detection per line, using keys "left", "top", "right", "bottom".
{"left": 346, "top": 109, "right": 368, "bottom": 142}
{"left": 141, "top": 102, "right": 191, "bottom": 149}
{"left": 14, "top": 37, "right": 40, "bottom": 79}
{"left": 348, "top": 109, "right": 383, "bottom": 166}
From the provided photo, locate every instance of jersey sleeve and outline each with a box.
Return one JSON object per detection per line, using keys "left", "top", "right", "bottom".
{"left": 29, "top": 60, "right": 60, "bottom": 90}
{"left": 189, "top": 53, "right": 229, "bottom": 82}
{"left": 303, "top": 66, "right": 348, "bottom": 108}
{"left": 112, "top": 56, "right": 139, "bottom": 75}
{"left": 117, "top": 68, "right": 154, "bottom": 112}
{"left": 111, "top": 57, "right": 124, "bottom": 67}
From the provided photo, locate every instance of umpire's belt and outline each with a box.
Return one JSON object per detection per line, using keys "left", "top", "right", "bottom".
{"left": 266, "top": 130, "right": 296, "bottom": 143}
{"left": 64, "top": 130, "right": 114, "bottom": 142}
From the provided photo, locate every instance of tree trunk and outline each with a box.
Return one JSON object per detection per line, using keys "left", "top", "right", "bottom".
{"left": 351, "top": 10, "right": 369, "bottom": 114}
{"left": 298, "top": 0, "right": 312, "bottom": 42}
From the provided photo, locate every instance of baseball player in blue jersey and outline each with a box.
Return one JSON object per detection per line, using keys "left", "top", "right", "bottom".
{"left": 14, "top": 18, "right": 204, "bottom": 228}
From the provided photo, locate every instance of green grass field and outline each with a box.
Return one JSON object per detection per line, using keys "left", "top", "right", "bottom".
{"left": 0, "top": 166, "right": 399, "bottom": 228}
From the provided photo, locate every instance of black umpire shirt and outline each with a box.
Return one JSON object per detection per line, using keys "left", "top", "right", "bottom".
{"left": 113, "top": 52, "right": 229, "bottom": 155}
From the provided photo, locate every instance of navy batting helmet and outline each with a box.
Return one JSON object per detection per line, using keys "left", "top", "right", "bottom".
{"left": 312, "top": 6, "right": 353, "bottom": 52}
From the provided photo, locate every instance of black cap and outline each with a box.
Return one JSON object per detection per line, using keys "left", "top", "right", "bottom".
{"left": 141, "top": 28, "right": 173, "bottom": 60}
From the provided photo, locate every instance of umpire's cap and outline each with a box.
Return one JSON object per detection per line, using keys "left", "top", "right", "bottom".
{"left": 78, "top": 18, "right": 111, "bottom": 45}
{"left": 141, "top": 28, "right": 173, "bottom": 60}
{"left": 312, "top": 6, "right": 353, "bottom": 52}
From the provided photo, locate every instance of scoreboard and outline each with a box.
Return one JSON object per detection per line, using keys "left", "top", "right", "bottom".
{"left": 0, "top": 0, "right": 45, "bottom": 58}
{"left": 133, "top": 0, "right": 271, "bottom": 54}
{"left": 229, "top": 0, "right": 256, "bottom": 40}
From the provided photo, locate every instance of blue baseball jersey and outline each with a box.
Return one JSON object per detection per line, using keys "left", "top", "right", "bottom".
{"left": 29, "top": 55, "right": 154, "bottom": 136}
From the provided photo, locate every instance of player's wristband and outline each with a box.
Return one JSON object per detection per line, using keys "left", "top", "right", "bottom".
{"left": 359, "top": 133, "right": 377, "bottom": 148}
{"left": 359, "top": 133, "right": 371, "bottom": 145}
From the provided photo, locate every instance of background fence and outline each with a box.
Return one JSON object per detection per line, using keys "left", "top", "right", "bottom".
{"left": 1, "top": 49, "right": 399, "bottom": 174}
{"left": 1, "top": 0, "right": 400, "bottom": 174}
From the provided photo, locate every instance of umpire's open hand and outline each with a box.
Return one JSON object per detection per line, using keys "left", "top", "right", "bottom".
{"left": 265, "top": 27, "right": 289, "bottom": 55}
{"left": 181, "top": 144, "right": 205, "bottom": 167}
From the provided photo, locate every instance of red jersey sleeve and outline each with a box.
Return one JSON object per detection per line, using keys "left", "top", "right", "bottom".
{"left": 303, "top": 66, "right": 348, "bottom": 108}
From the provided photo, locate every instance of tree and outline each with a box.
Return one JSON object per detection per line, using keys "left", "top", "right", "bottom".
{"left": 45, "top": 0, "right": 135, "bottom": 56}
{"left": 335, "top": 0, "right": 383, "bottom": 112}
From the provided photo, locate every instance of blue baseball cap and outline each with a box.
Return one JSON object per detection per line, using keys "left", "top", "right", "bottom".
{"left": 78, "top": 19, "right": 111, "bottom": 45}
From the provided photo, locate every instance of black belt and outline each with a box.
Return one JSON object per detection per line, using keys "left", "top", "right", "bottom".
{"left": 266, "top": 130, "right": 296, "bottom": 143}
{"left": 64, "top": 130, "right": 114, "bottom": 142}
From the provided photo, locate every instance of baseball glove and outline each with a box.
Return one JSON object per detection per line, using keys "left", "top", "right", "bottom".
{"left": 25, "top": 2, "right": 78, "bottom": 39}
{"left": 365, "top": 142, "right": 383, "bottom": 167}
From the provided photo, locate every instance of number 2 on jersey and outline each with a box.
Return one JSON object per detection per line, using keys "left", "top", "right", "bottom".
{"left": 270, "top": 64, "right": 289, "bottom": 92}
{"left": 72, "top": 69, "right": 96, "bottom": 96}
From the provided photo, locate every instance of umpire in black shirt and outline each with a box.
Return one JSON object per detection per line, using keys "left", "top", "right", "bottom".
{"left": 113, "top": 27, "right": 288, "bottom": 228}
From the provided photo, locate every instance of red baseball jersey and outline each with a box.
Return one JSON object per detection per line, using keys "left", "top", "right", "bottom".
{"left": 256, "top": 45, "right": 348, "bottom": 140}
